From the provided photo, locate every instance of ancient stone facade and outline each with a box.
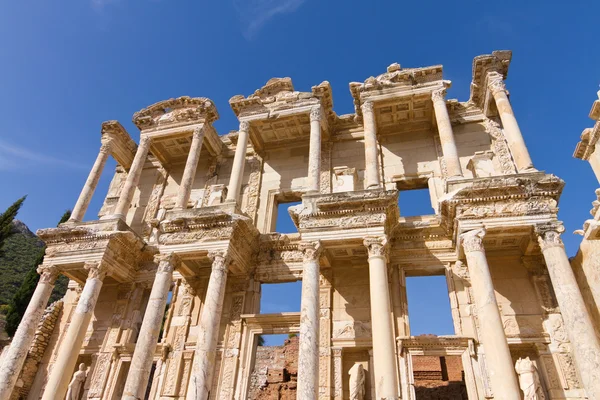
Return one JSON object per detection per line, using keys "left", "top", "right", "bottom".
{"left": 0, "top": 50, "right": 598, "bottom": 399}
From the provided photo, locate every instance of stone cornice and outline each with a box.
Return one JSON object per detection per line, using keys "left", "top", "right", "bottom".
{"left": 101, "top": 120, "right": 138, "bottom": 170}
{"left": 469, "top": 50, "right": 512, "bottom": 109}
{"left": 133, "top": 96, "right": 219, "bottom": 131}
{"left": 574, "top": 124, "right": 600, "bottom": 160}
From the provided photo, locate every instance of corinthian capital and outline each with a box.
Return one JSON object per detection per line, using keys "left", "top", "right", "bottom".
{"left": 192, "top": 125, "right": 205, "bottom": 140}
{"left": 487, "top": 73, "right": 507, "bottom": 96}
{"left": 431, "top": 88, "right": 447, "bottom": 103}
{"left": 154, "top": 252, "right": 181, "bottom": 273}
{"left": 363, "top": 236, "right": 388, "bottom": 258}
{"left": 239, "top": 120, "right": 250, "bottom": 133}
{"left": 208, "top": 250, "right": 231, "bottom": 272}
{"left": 361, "top": 101, "right": 374, "bottom": 115}
{"left": 139, "top": 134, "right": 152, "bottom": 147}
{"left": 99, "top": 138, "right": 114, "bottom": 155}
{"left": 37, "top": 265, "right": 60, "bottom": 284}
{"left": 298, "top": 240, "right": 322, "bottom": 262}
{"left": 84, "top": 261, "right": 108, "bottom": 281}
{"left": 535, "top": 222, "right": 565, "bottom": 250}
{"left": 310, "top": 106, "right": 322, "bottom": 122}
{"left": 460, "top": 228, "right": 486, "bottom": 253}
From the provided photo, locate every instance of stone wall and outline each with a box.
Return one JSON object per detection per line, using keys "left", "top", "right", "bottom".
{"left": 412, "top": 355, "right": 467, "bottom": 400}
{"left": 248, "top": 336, "right": 298, "bottom": 399}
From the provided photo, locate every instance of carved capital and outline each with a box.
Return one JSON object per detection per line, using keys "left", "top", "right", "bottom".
{"left": 487, "top": 74, "right": 507, "bottom": 97}
{"left": 431, "top": 88, "right": 447, "bottom": 103}
{"left": 361, "top": 101, "right": 374, "bottom": 115}
{"left": 192, "top": 125, "right": 205, "bottom": 141}
{"left": 154, "top": 252, "right": 181, "bottom": 273}
{"left": 310, "top": 106, "right": 322, "bottom": 122}
{"left": 363, "top": 236, "right": 388, "bottom": 259}
{"left": 239, "top": 120, "right": 250, "bottom": 133}
{"left": 139, "top": 134, "right": 152, "bottom": 147}
{"left": 84, "top": 261, "right": 108, "bottom": 281}
{"left": 461, "top": 228, "right": 486, "bottom": 253}
{"left": 535, "top": 222, "right": 565, "bottom": 251}
{"left": 99, "top": 139, "right": 114, "bottom": 155}
{"left": 37, "top": 265, "right": 60, "bottom": 284}
{"left": 208, "top": 250, "right": 230, "bottom": 272}
{"left": 298, "top": 240, "right": 323, "bottom": 262}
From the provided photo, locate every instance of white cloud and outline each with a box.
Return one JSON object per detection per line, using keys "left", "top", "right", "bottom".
{"left": 0, "top": 140, "right": 88, "bottom": 171}
{"left": 233, "top": 0, "right": 306, "bottom": 40}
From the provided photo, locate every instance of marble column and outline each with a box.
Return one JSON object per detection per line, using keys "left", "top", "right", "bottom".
{"left": 364, "top": 236, "right": 399, "bottom": 399}
{"left": 432, "top": 88, "right": 463, "bottom": 178}
{"left": 175, "top": 127, "right": 205, "bottom": 209}
{"left": 226, "top": 120, "right": 250, "bottom": 203}
{"left": 307, "top": 107, "right": 322, "bottom": 193}
{"left": 123, "top": 253, "right": 179, "bottom": 400}
{"left": 70, "top": 138, "right": 114, "bottom": 222}
{"left": 487, "top": 74, "right": 534, "bottom": 172}
{"left": 297, "top": 241, "right": 322, "bottom": 398}
{"left": 361, "top": 101, "right": 381, "bottom": 189}
{"left": 535, "top": 222, "right": 600, "bottom": 399}
{"left": 112, "top": 135, "right": 152, "bottom": 220}
{"left": 187, "top": 251, "right": 230, "bottom": 400}
{"left": 460, "top": 229, "right": 520, "bottom": 399}
{"left": 41, "top": 261, "right": 108, "bottom": 400}
{"left": 0, "top": 266, "right": 59, "bottom": 400}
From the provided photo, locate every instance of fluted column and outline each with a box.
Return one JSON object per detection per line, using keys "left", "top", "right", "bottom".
{"left": 42, "top": 261, "right": 108, "bottom": 400}
{"left": 112, "top": 135, "right": 152, "bottom": 220}
{"left": 432, "top": 87, "right": 463, "bottom": 178}
{"left": 175, "top": 127, "right": 205, "bottom": 209}
{"left": 460, "top": 229, "right": 520, "bottom": 399}
{"left": 361, "top": 101, "right": 381, "bottom": 189}
{"left": 488, "top": 74, "right": 534, "bottom": 172}
{"left": 535, "top": 222, "right": 600, "bottom": 399}
{"left": 123, "top": 253, "right": 179, "bottom": 400}
{"left": 307, "top": 107, "right": 322, "bottom": 193}
{"left": 297, "top": 241, "right": 322, "bottom": 398}
{"left": 187, "top": 251, "right": 230, "bottom": 400}
{"left": 0, "top": 266, "right": 59, "bottom": 400}
{"left": 69, "top": 138, "right": 114, "bottom": 222}
{"left": 364, "top": 236, "right": 399, "bottom": 399}
{"left": 226, "top": 121, "right": 250, "bottom": 203}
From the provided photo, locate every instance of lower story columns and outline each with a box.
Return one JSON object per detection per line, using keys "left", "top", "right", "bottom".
{"left": 297, "top": 241, "right": 322, "bottom": 398}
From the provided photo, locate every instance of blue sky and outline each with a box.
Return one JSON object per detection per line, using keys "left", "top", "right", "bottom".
{"left": 2, "top": 1, "right": 600, "bottom": 342}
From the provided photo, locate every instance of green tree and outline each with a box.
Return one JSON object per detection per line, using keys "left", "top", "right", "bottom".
{"left": 0, "top": 196, "right": 26, "bottom": 256}
{"left": 4, "top": 210, "right": 71, "bottom": 337}
{"left": 257, "top": 335, "right": 265, "bottom": 346}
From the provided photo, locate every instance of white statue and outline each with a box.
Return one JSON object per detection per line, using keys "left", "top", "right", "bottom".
{"left": 348, "top": 363, "right": 365, "bottom": 400}
{"left": 65, "top": 363, "right": 87, "bottom": 400}
{"left": 515, "top": 357, "right": 546, "bottom": 400}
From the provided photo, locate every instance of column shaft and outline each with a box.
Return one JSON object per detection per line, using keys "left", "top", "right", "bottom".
{"left": 488, "top": 75, "right": 534, "bottom": 172}
{"left": 536, "top": 224, "right": 600, "bottom": 399}
{"left": 0, "top": 267, "right": 58, "bottom": 400}
{"left": 432, "top": 89, "right": 462, "bottom": 177}
{"left": 175, "top": 127, "right": 205, "bottom": 209}
{"left": 361, "top": 102, "right": 381, "bottom": 189}
{"left": 41, "top": 262, "right": 107, "bottom": 400}
{"left": 461, "top": 229, "right": 520, "bottom": 400}
{"left": 187, "top": 252, "right": 229, "bottom": 400}
{"left": 123, "top": 254, "right": 178, "bottom": 400}
{"left": 297, "top": 242, "right": 321, "bottom": 398}
{"left": 113, "top": 135, "right": 152, "bottom": 219}
{"left": 70, "top": 140, "right": 113, "bottom": 222}
{"left": 364, "top": 237, "right": 399, "bottom": 399}
{"left": 307, "top": 108, "right": 322, "bottom": 193}
{"left": 226, "top": 121, "right": 250, "bottom": 203}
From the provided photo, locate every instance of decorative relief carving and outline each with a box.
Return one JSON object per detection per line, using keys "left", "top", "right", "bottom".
{"left": 363, "top": 236, "right": 388, "bottom": 258}
{"left": 487, "top": 74, "right": 507, "bottom": 96}
{"left": 84, "top": 261, "right": 108, "bottom": 281}
{"left": 241, "top": 155, "right": 263, "bottom": 222}
{"left": 298, "top": 240, "right": 322, "bottom": 262}
{"left": 452, "top": 260, "right": 469, "bottom": 280}
{"left": 208, "top": 250, "right": 231, "bottom": 272}
{"left": 310, "top": 106, "right": 322, "bottom": 122}
{"left": 483, "top": 118, "right": 517, "bottom": 175}
{"left": 37, "top": 265, "right": 60, "bottom": 284}
{"left": 239, "top": 120, "right": 250, "bottom": 133}
{"left": 460, "top": 228, "right": 486, "bottom": 253}
{"left": 535, "top": 222, "right": 565, "bottom": 250}
{"left": 361, "top": 101, "right": 374, "bottom": 115}
{"left": 431, "top": 88, "right": 446, "bottom": 103}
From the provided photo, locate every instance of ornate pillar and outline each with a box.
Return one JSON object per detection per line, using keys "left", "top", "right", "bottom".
{"left": 123, "top": 253, "right": 179, "bottom": 400}
{"left": 297, "top": 241, "right": 322, "bottom": 398}
{"left": 460, "top": 229, "right": 520, "bottom": 399}
{"left": 487, "top": 74, "right": 534, "bottom": 172}
{"left": 432, "top": 87, "right": 463, "bottom": 178}
{"left": 42, "top": 261, "right": 108, "bottom": 400}
{"left": 226, "top": 120, "right": 250, "bottom": 203}
{"left": 0, "top": 266, "right": 59, "bottom": 400}
{"left": 361, "top": 101, "right": 381, "bottom": 189}
{"left": 187, "top": 251, "right": 230, "bottom": 400}
{"left": 175, "top": 127, "right": 205, "bottom": 209}
{"left": 364, "top": 236, "right": 399, "bottom": 399}
{"left": 307, "top": 107, "right": 322, "bottom": 193}
{"left": 70, "top": 138, "right": 114, "bottom": 222}
{"left": 112, "top": 135, "right": 152, "bottom": 220}
{"left": 332, "top": 347, "right": 342, "bottom": 400}
{"left": 535, "top": 222, "right": 600, "bottom": 399}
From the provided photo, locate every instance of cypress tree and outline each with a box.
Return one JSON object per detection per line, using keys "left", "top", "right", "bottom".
{"left": 0, "top": 196, "right": 26, "bottom": 256}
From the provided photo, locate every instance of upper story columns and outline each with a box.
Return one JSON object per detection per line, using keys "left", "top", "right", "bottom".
{"left": 361, "top": 101, "right": 382, "bottom": 189}
{"left": 307, "top": 107, "right": 323, "bottom": 193}
{"left": 226, "top": 120, "right": 250, "bottom": 203}
{"left": 113, "top": 135, "right": 152, "bottom": 220}
{"left": 487, "top": 73, "right": 534, "bottom": 172}
{"left": 432, "top": 86, "right": 463, "bottom": 178}
{"left": 175, "top": 126, "right": 206, "bottom": 209}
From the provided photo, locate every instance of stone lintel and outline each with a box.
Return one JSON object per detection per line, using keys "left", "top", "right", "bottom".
{"left": 101, "top": 120, "right": 137, "bottom": 171}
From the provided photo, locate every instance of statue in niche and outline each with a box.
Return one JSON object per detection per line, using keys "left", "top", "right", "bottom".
{"left": 515, "top": 357, "right": 546, "bottom": 400}
{"left": 348, "top": 363, "right": 365, "bottom": 400}
{"left": 66, "top": 363, "right": 88, "bottom": 400}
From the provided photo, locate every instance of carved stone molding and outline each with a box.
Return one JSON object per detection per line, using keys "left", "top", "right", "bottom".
{"left": 208, "top": 250, "right": 231, "bottom": 272}
{"left": 460, "top": 228, "right": 486, "bottom": 253}
{"left": 535, "top": 222, "right": 565, "bottom": 251}
{"left": 154, "top": 252, "right": 181, "bottom": 273}
{"left": 37, "top": 265, "right": 60, "bottom": 284}
{"left": 310, "top": 106, "right": 322, "bottom": 122}
{"left": 431, "top": 88, "right": 447, "bottom": 103}
{"left": 84, "top": 261, "right": 109, "bottom": 281}
{"left": 363, "top": 236, "right": 388, "bottom": 259}
{"left": 298, "top": 240, "right": 323, "bottom": 262}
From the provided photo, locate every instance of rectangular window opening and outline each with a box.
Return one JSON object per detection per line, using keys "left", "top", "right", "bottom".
{"left": 248, "top": 333, "right": 299, "bottom": 398}
{"left": 260, "top": 282, "right": 301, "bottom": 314}
{"left": 406, "top": 275, "right": 454, "bottom": 336}
{"left": 274, "top": 199, "right": 301, "bottom": 233}
{"left": 398, "top": 187, "right": 434, "bottom": 217}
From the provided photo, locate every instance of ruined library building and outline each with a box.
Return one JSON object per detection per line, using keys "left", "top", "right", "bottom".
{"left": 1, "top": 50, "right": 600, "bottom": 400}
